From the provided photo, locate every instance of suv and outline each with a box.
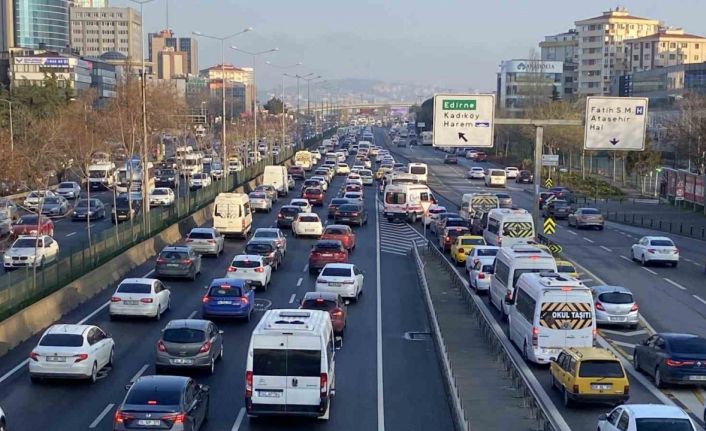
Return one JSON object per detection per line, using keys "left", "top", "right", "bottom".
{"left": 543, "top": 199, "right": 571, "bottom": 219}
{"left": 550, "top": 347, "right": 629, "bottom": 407}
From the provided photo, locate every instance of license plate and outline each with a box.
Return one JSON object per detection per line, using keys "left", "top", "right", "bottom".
{"left": 46, "top": 356, "right": 65, "bottom": 362}
{"left": 661, "top": 250, "right": 672, "bottom": 254}
{"left": 689, "top": 376, "right": 706, "bottom": 381}
{"left": 591, "top": 384, "right": 612, "bottom": 390}
{"left": 124, "top": 300, "right": 139, "bottom": 305}
{"left": 167, "top": 263, "right": 179, "bottom": 267}
{"left": 321, "top": 254, "right": 333, "bottom": 257}
{"left": 172, "top": 358, "right": 194, "bottom": 365}
{"left": 137, "top": 419, "right": 161, "bottom": 426}
{"left": 609, "top": 316, "right": 627, "bottom": 322}
{"left": 328, "top": 282, "right": 341, "bottom": 287}
{"left": 217, "top": 301, "right": 232, "bottom": 305}
{"left": 258, "top": 390, "right": 282, "bottom": 398}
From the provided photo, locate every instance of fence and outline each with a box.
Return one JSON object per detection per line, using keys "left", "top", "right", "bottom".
{"left": 602, "top": 211, "right": 706, "bottom": 240}
{"left": 0, "top": 130, "right": 335, "bottom": 321}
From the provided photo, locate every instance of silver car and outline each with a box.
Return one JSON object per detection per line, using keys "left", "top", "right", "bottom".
{"left": 56, "top": 181, "right": 81, "bottom": 199}
{"left": 185, "top": 227, "right": 224, "bottom": 256}
{"left": 252, "top": 228, "right": 287, "bottom": 256}
{"left": 592, "top": 285, "right": 639, "bottom": 329}
{"left": 40, "top": 196, "right": 69, "bottom": 216}
{"left": 248, "top": 191, "right": 272, "bottom": 212}
{"left": 155, "top": 319, "right": 224, "bottom": 375}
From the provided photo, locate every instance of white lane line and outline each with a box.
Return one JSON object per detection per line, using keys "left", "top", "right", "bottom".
{"left": 230, "top": 407, "right": 246, "bottom": 431}
{"left": 600, "top": 246, "right": 612, "bottom": 252}
{"left": 664, "top": 278, "right": 687, "bottom": 291}
{"left": 620, "top": 255, "right": 632, "bottom": 262}
{"left": 641, "top": 267, "right": 658, "bottom": 275}
{"left": 583, "top": 237, "right": 595, "bottom": 244}
{"left": 375, "top": 197, "right": 385, "bottom": 431}
{"left": 0, "top": 359, "right": 29, "bottom": 385}
{"left": 65, "top": 232, "right": 77, "bottom": 237}
{"left": 381, "top": 249, "right": 409, "bottom": 257}
{"left": 693, "top": 262, "right": 702, "bottom": 267}
{"left": 611, "top": 341, "right": 637, "bottom": 349}
{"left": 187, "top": 310, "right": 198, "bottom": 319}
{"left": 289, "top": 294, "right": 296, "bottom": 304}
{"left": 89, "top": 403, "right": 115, "bottom": 428}
{"left": 693, "top": 295, "right": 706, "bottom": 306}
{"left": 302, "top": 264, "right": 309, "bottom": 272}
{"left": 567, "top": 230, "right": 578, "bottom": 236}
{"left": 296, "top": 277, "right": 303, "bottom": 287}
{"left": 78, "top": 301, "right": 110, "bottom": 325}
{"left": 130, "top": 363, "right": 149, "bottom": 383}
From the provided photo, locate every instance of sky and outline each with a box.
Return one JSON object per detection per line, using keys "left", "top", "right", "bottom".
{"left": 111, "top": 0, "right": 706, "bottom": 93}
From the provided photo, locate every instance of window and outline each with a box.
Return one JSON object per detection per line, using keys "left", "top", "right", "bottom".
{"left": 163, "top": 328, "right": 205, "bottom": 343}
{"left": 670, "top": 54, "right": 676, "bottom": 60}
{"left": 578, "top": 360, "right": 625, "bottom": 378}
{"left": 617, "top": 411, "right": 630, "bottom": 431}
{"left": 39, "top": 334, "right": 84, "bottom": 347}
{"left": 634, "top": 418, "right": 694, "bottom": 430}
{"left": 126, "top": 387, "right": 181, "bottom": 406}
{"left": 117, "top": 282, "right": 151, "bottom": 294}
{"left": 514, "top": 289, "right": 535, "bottom": 322}
{"left": 486, "top": 218, "right": 500, "bottom": 235}
{"left": 608, "top": 408, "right": 622, "bottom": 425}
{"left": 670, "top": 43, "right": 677, "bottom": 49}
{"left": 494, "top": 260, "right": 510, "bottom": 286}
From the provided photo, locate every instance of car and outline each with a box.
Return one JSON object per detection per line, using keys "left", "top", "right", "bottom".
{"left": 516, "top": 170, "right": 533, "bottom": 184}
{"left": 11, "top": 214, "right": 54, "bottom": 237}
{"left": 185, "top": 227, "right": 224, "bottom": 256}
{"left": 634, "top": 333, "right": 706, "bottom": 388}
{"left": 549, "top": 187, "right": 573, "bottom": 202}
{"left": 110, "top": 278, "right": 171, "bottom": 320}
{"left": 189, "top": 172, "right": 212, "bottom": 190}
{"left": 567, "top": 208, "right": 604, "bottom": 230}
{"left": 468, "top": 256, "right": 495, "bottom": 292}
{"left": 538, "top": 192, "right": 554, "bottom": 210}
{"left": 334, "top": 203, "right": 368, "bottom": 226}
{"left": 55, "top": 181, "right": 81, "bottom": 199}
{"left": 155, "top": 246, "right": 202, "bottom": 280}
{"left": 450, "top": 235, "right": 486, "bottom": 265}
{"left": 469, "top": 211, "right": 489, "bottom": 235}
{"left": 554, "top": 259, "right": 579, "bottom": 278}
{"left": 227, "top": 254, "right": 271, "bottom": 290}
{"left": 597, "top": 404, "right": 696, "bottom": 431}
{"left": 631, "top": 236, "right": 679, "bottom": 267}
{"left": 465, "top": 150, "right": 478, "bottom": 159}
{"left": 430, "top": 212, "right": 460, "bottom": 235}
{"left": 155, "top": 319, "right": 224, "bottom": 374}
{"left": 252, "top": 228, "right": 287, "bottom": 256}
{"left": 276, "top": 205, "right": 301, "bottom": 228}
{"left": 255, "top": 184, "right": 278, "bottom": 202}
{"left": 344, "top": 183, "right": 362, "bottom": 194}
{"left": 155, "top": 168, "right": 179, "bottom": 188}
{"left": 342, "top": 191, "right": 363, "bottom": 201}
{"left": 336, "top": 163, "right": 351, "bottom": 175}
{"left": 375, "top": 167, "right": 390, "bottom": 181}
{"left": 288, "top": 165, "right": 305, "bottom": 180}
{"left": 40, "top": 196, "right": 69, "bottom": 216}
{"left": 302, "top": 187, "right": 325, "bottom": 207}
{"left": 346, "top": 174, "right": 363, "bottom": 186}
{"left": 289, "top": 198, "right": 312, "bottom": 214}
{"left": 310, "top": 176, "right": 329, "bottom": 191}
{"left": 149, "top": 187, "right": 176, "bottom": 207}
{"left": 248, "top": 191, "right": 273, "bottom": 213}
{"left": 444, "top": 154, "right": 458, "bottom": 164}
{"left": 315, "top": 263, "right": 364, "bottom": 300}
{"left": 467, "top": 167, "right": 485, "bottom": 179}
{"left": 314, "top": 168, "right": 333, "bottom": 182}
{"left": 308, "top": 240, "right": 349, "bottom": 274}
{"left": 112, "top": 194, "right": 141, "bottom": 223}
{"left": 321, "top": 224, "right": 356, "bottom": 251}
{"left": 475, "top": 152, "right": 487, "bottom": 162}
{"left": 436, "top": 215, "right": 467, "bottom": 235}
{"left": 210, "top": 162, "right": 224, "bottom": 179}
{"left": 293, "top": 212, "right": 324, "bottom": 238}
{"left": 504, "top": 167, "right": 519, "bottom": 179}
{"left": 542, "top": 199, "right": 571, "bottom": 219}
{"left": 495, "top": 193, "right": 513, "bottom": 209}
{"left": 361, "top": 158, "right": 372, "bottom": 169}
{"left": 0, "top": 197, "right": 19, "bottom": 222}
{"left": 29, "top": 324, "right": 114, "bottom": 383}
{"left": 421, "top": 205, "right": 445, "bottom": 228}
{"left": 114, "top": 375, "right": 209, "bottom": 431}
{"left": 327, "top": 198, "right": 352, "bottom": 218}
{"left": 439, "top": 226, "right": 471, "bottom": 252}
{"left": 591, "top": 285, "right": 639, "bottom": 329}
{"left": 464, "top": 245, "right": 499, "bottom": 273}
{"left": 3, "top": 235, "right": 59, "bottom": 269}
{"left": 245, "top": 239, "right": 282, "bottom": 271}
{"left": 202, "top": 278, "right": 254, "bottom": 321}
{"left": 550, "top": 347, "right": 629, "bottom": 407}
{"left": 24, "top": 190, "right": 56, "bottom": 211}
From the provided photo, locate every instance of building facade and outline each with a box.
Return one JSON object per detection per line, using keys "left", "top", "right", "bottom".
{"left": 2, "top": 0, "right": 71, "bottom": 52}
{"left": 148, "top": 29, "right": 198, "bottom": 76}
{"left": 496, "top": 59, "right": 564, "bottom": 114}
{"left": 69, "top": 0, "right": 106, "bottom": 6}
{"left": 626, "top": 28, "right": 706, "bottom": 72}
{"left": 70, "top": 6, "right": 142, "bottom": 64}
{"left": 157, "top": 47, "right": 186, "bottom": 79}
{"left": 575, "top": 7, "right": 660, "bottom": 96}
{"left": 612, "top": 62, "right": 706, "bottom": 102}
{"left": 178, "top": 37, "right": 197, "bottom": 75}
{"left": 539, "top": 29, "right": 578, "bottom": 98}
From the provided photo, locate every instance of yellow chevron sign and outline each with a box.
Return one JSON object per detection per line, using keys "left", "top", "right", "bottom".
{"left": 503, "top": 222, "right": 533, "bottom": 238}
{"left": 543, "top": 217, "right": 556, "bottom": 235}
{"left": 540, "top": 302, "right": 593, "bottom": 330}
{"left": 544, "top": 178, "right": 553, "bottom": 188}
{"left": 548, "top": 243, "right": 563, "bottom": 255}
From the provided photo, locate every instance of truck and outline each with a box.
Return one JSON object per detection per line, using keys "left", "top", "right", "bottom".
{"left": 88, "top": 161, "right": 116, "bottom": 190}
{"left": 295, "top": 151, "right": 313, "bottom": 171}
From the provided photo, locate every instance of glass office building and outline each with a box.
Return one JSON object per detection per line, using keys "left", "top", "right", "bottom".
{"left": 14, "top": 0, "right": 70, "bottom": 51}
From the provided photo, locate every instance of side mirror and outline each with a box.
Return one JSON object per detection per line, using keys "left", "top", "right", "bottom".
{"left": 334, "top": 336, "right": 343, "bottom": 350}
{"left": 597, "top": 414, "right": 608, "bottom": 422}
{"left": 344, "top": 300, "right": 351, "bottom": 305}
{"left": 199, "top": 384, "right": 210, "bottom": 393}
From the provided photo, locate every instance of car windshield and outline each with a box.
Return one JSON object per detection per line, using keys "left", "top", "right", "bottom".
{"left": 245, "top": 243, "right": 274, "bottom": 253}
{"left": 209, "top": 285, "right": 242, "bottom": 297}
{"left": 670, "top": 337, "right": 706, "bottom": 354}
{"left": 598, "top": 292, "right": 633, "bottom": 304}
{"left": 410, "top": 166, "right": 426, "bottom": 174}
{"left": 481, "top": 264, "right": 495, "bottom": 273}
{"left": 557, "top": 264, "right": 576, "bottom": 273}
{"left": 280, "top": 207, "right": 300, "bottom": 215}
{"left": 446, "top": 219, "right": 467, "bottom": 227}
{"left": 476, "top": 249, "right": 498, "bottom": 257}
{"left": 160, "top": 251, "right": 188, "bottom": 260}
{"left": 491, "top": 171, "right": 504, "bottom": 176}
{"left": 125, "top": 387, "right": 181, "bottom": 406}
{"left": 634, "top": 418, "right": 694, "bottom": 431}
{"left": 39, "top": 334, "right": 84, "bottom": 347}
{"left": 578, "top": 360, "right": 624, "bottom": 378}
{"left": 233, "top": 259, "right": 260, "bottom": 268}
{"left": 650, "top": 239, "right": 674, "bottom": 247}
{"left": 254, "top": 231, "right": 277, "bottom": 238}
{"left": 43, "top": 197, "right": 60, "bottom": 204}
{"left": 117, "top": 283, "right": 151, "bottom": 294}
{"left": 13, "top": 238, "right": 40, "bottom": 248}
{"left": 162, "top": 328, "right": 205, "bottom": 344}
{"left": 152, "top": 189, "right": 169, "bottom": 195}
{"left": 554, "top": 201, "right": 569, "bottom": 207}
{"left": 59, "top": 182, "right": 74, "bottom": 188}
{"left": 76, "top": 200, "right": 96, "bottom": 208}
{"left": 331, "top": 199, "right": 349, "bottom": 206}
{"left": 338, "top": 205, "right": 360, "bottom": 212}
{"left": 580, "top": 208, "right": 600, "bottom": 215}
{"left": 249, "top": 193, "right": 267, "bottom": 199}
{"left": 321, "top": 267, "right": 351, "bottom": 277}
{"left": 325, "top": 228, "right": 347, "bottom": 235}
{"left": 188, "top": 231, "right": 213, "bottom": 239}
{"left": 460, "top": 238, "right": 484, "bottom": 245}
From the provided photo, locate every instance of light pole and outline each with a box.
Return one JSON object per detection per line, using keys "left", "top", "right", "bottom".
{"left": 230, "top": 46, "right": 278, "bottom": 158}
{"left": 0, "top": 98, "right": 14, "bottom": 153}
{"left": 284, "top": 73, "right": 313, "bottom": 144}
{"left": 193, "top": 27, "right": 252, "bottom": 189}
{"left": 266, "top": 61, "right": 302, "bottom": 148}
{"left": 303, "top": 75, "right": 322, "bottom": 118}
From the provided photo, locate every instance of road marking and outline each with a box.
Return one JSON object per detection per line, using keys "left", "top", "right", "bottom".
{"left": 65, "top": 232, "right": 76, "bottom": 237}
{"left": 289, "top": 294, "right": 296, "bottom": 304}
{"left": 641, "top": 267, "right": 658, "bottom": 275}
{"left": 375, "top": 197, "right": 385, "bottom": 431}
{"left": 78, "top": 301, "right": 111, "bottom": 325}
{"left": 187, "top": 310, "right": 198, "bottom": 319}
{"left": 296, "top": 277, "right": 303, "bottom": 287}
{"left": 693, "top": 295, "right": 706, "bottom": 306}
{"left": 664, "top": 278, "right": 687, "bottom": 291}
{"left": 129, "top": 363, "right": 149, "bottom": 383}
{"left": 601, "top": 328, "right": 647, "bottom": 337}
{"left": 693, "top": 262, "right": 702, "bottom": 267}
{"left": 611, "top": 340, "right": 637, "bottom": 349}
{"left": 230, "top": 407, "right": 246, "bottom": 431}
{"left": 0, "top": 359, "right": 29, "bottom": 385}
{"left": 89, "top": 403, "right": 115, "bottom": 428}
{"left": 620, "top": 255, "right": 632, "bottom": 262}
{"left": 302, "top": 264, "right": 309, "bottom": 272}
{"left": 582, "top": 237, "right": 595, "bottom": 244}
{"left": 381, "top": 249, "right": 408, "bottom": 256}
{"left": 600, "top": 246, "right": 612, "bottom": 252}
{"left": 567, "top": 230, "right": 577, "bottom": 236}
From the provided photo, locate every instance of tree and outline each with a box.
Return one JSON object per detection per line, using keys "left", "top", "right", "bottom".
{"left": 264, "top": 97, "right": 284, "bottom": 115}
{"left": 665, "top": 94, "right": 706, "bottom": 174}
{"left": 626, "top": 139, "right": 662, "bottom": 193}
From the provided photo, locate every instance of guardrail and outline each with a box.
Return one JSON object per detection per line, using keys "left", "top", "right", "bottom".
{"left": 0, "top": 129, "right": 336, "bottom": 322}
{"left": 413, "top": 242, "right": 571, "bottom": 431}
{"left": 602, "top": 211, "right": 706, "bottom": 240}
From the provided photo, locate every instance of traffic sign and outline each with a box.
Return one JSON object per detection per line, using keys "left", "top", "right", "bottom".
{"left": 543, "top": 217, "right": 556, "bottom": 235}
{"left": 420, "top": 200, "right": 432, "bottom": 214}
{"left": 417, "top": 122, "right": 425, "bottom": 128}
{"left": 544, "top": 178, "right": 553, "bottom": 188}
{"left": 542, "top": 154, "right": 559, "bottom": 166}
{"left": 548, "top": 243, "right": 562, "bottom": 255}
{"left": 432, "top": 94, "right": 495, "bottom": 148}
{"left": 584, "top": 96, "right": 648, "bottom": 151}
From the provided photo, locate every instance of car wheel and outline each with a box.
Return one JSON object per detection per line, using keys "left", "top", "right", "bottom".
{"left": 633, "top": 352, "right": 641, "bottom": 372}
{"left": 641, "top": 254, "right": 647, "bottom": 267}
{"left": 655, "top": 368, "right": 665, "bottom": 388}
{"left": 108, "top": 347, "right": 114, "bottom": 366}
{"left": 89, "top": 362, "right": 98, "bottom": 384}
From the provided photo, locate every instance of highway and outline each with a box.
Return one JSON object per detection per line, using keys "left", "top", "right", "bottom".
{"left": 0, "top": 149, "right": 454, "bottom": 430}
{"left": 378, "top": 127, "right": 706, "bottom": 429}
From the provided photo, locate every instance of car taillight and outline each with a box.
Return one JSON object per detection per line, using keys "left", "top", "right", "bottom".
{"left": 624, "top": 385, "right": 630, "bottom": 395}
{"left": 110, "top": 297, "right": 122, "bottom": 302}
{"left": 573, "top": 384, "right": 579, "bottom": 394}
{"left": 199, "top": 340, "right": 211, "bottom": 353}
{"left": 114, "top": 410, "right": 133, "bottom": 424}
{"left": 320, "top": 372, "right": 328, "bottom": 398}
{"left": 278, "top": 213, "right": 283, "bottom": 219}
{"left": 478, "top": 272, "right": 485, "bottom": 279}
{"left": 157, "top": 340, "right": 166, "bottom": 352}
{"left": 185, "top": 239, "right": 193, "bottom": 243}
{"left": 630, "top": 303, "right": 639, "bottom": 312}
{"left": 207, "top": 240, "right": 216, "bottom": 244}
{"left": 202, "top": 295, "right": 210, "bottom": 303}
{"left": 29, "top": 351, "right": 39, "bottom": 361}
{"left": 317, "top": 278, "right": 325, "bottom": 284}
{"left": 140, "top": 298, "right": 154, "bottom": 303}
{"left": 182, "top": 259, "right": 192, "bottom": 264}
{"left": 331, "top": 309, "right": 343, "bottom": 318}
{"left": 342, "top": 280, "right": 354, "bottom": 284}
{"left": 674, "top": 248, "right": 679, "bottom": 254}
{"left": 351, "top": 212, "right": 359, "bottom": 216}
{"left": 255, "top": 267, "right": 265, "bottom": 273}
{"left": 531, "top": 327, "right": 539, "bottom": 347}
{"left": 74, "top": 353, "right": 89, "bottom": 363}
{"left": 240, "top": 296, "right": 249, "bottom": 305}
{"left": 245, "top": 371, "right": 253, "bottom": 397}
{"left": 162, "top": 413, "right": 186, "bottom": 424}
{"left": 647, "top": 248, "right": 656, "bottom": 254}
{"left": 241, "top": 219, "right": 246, "bottom": 229}
{"left": 665, "top": 359, "right": 695, "bottom": 367}
{"left": 497, "top": 238, "right": 502, "bottom": 246}
{"left": 155, "top": 257, "right": 166, "bottom": 264}
{"left": 444, "top": 236, "right": 451, "bottom": 243}
{"left": 227, "top": 266, "right": 236, "bottom": 272}
{"left": 595, "top": 302, "right": 605, "bottom": 311}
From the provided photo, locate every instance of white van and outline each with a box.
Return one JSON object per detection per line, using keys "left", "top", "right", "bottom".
{"left": 263, "top": 165, "right": 289, "bottom": 196}
{"left": 483, "top": 208, "right": 535, "bottom": 248}
{"left": 245, "top": 309, "right": 338, "bottom": 420}
{"left": 383, "top": 183, "right": 433, "bottom": 223}
{"left": 485, "top": 169, "right": 507, "bottom": 187}
{"left": 407, "top": 163, "right": 428, "bottom": 184}
{"left": 489, "top": 245, "right": 557, "bottom": 319}
{"left": 421, "top": 131, "right": 433, "bottom": 146}
{"left": 459, "top": 193, "right": 499, "bottom": 220}
{"left": 508, "top": 273, "right": 595, "bottom": 364}
{"left": 213, "top": 193, "right": 252, "bottom": 238}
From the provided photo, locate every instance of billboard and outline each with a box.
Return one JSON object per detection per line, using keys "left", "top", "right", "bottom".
{"left": 14, "top": 57, "right": 75, "bottom": 68}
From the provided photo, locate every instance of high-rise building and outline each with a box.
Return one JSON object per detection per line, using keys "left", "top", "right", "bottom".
{"left": 625, "top": 28, "right": 706, "bottom": 72}
{"left": 157, "top": 47, "right": 186, "bottom": 79}
{"left": 70, "top": 0, "right": 106, "bottom": 6}
{"left": 496, "top": 59, "right": 564, "bottom": 114}
{"left": 540, "top": 29, "right": 579, "bottom": 98}
{"left": 148, "top": 29, "right": 198, "bottom": 76}
{"left": 200, "top": 64, "right": 254, "bottom": 115}
{"left": 575, "top": 7, "right": 660, "bottom": 96}
{"left": 1, "top": 0, "right": 71, "bottom": 52}
{"left": 178, "top": 37, "right": 198, "bottom": 75}
{"left": 69, "top": 6, "right": 142, "bottom": 64}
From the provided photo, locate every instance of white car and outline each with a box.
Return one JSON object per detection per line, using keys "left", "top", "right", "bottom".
{"left": 464, "top": 245, "right": 500, "bottom": 274}
{"left": 310, "top": 176, "right": 329, "bottom": 191}
{"left": 630, "top": 236, "right": 679, "bottom": 267}
{"left": 597, "top": 404, "right": 696, "bottom": 431}
{"left": 3, "top": 235, "right": 59, "bottom": 269}
{"left": 358, "top": 170, "right": 374, "bottom": 185}
{"left": 249, "top": 191, "right": 273, "bottom": 212}
{"left": 465, "top": 150, "right": 478, "bottom": 159}
{"left": 346, "top": 174, "right": 363, "bottom": 187}
{"left": 189, "top": 173, "right": 212, "bottom": 189}
{"left": 289, "top": 198, "right": 312, "bottom": 214}
{"left": 315, "top": 263, "right": 364, "bottom": 300}
{"left": 109, "top": 278, "right": 171, "bottom": 320}
{"left": 468, "top": 257, "right": 495, "bottom": 292}
{"left": 56, "top": 181, "right": 81, "bottom": 199}
{"left": 148, "top": 187, "right": 175, "bottom": 207}
{"left": 226, "top": 254, "right": 272, "bottom": 290}
{"left": 362, "top": 159, "right": 372, "bottom": 169}
{"left": 467, "top": 167, "right": 485, "bottom": 179}
{"left": 423, "top": 205, "right": 447, "bottom": 227}
{"left": 336, "top": 163, "right": 351, "bottom": 175}
{"left": 343, "top": 191, "right": 363, "bottom": 201}
{"left": 23, "top": 190, "right": 56, "bottom": 211}
{"left": 504, "top": 167, "right": 520, "bottom": 179}
{"left": 292, "top": 212, "right": 323, "bottom": 237}
{"left": 29, "top": 324, "right": 115, "bottom": 383}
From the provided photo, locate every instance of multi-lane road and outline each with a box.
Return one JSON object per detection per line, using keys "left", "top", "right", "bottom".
{"left": 0, "top": 149, "right": 454, "bottom": 430}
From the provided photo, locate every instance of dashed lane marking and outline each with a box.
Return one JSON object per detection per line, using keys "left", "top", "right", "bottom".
{"left": 296, "top": 277, "right": 303, "bottom": 287}
{"left": 620, "top": 255, "right": 632, "bottom": 262}
{"left": 129, "top": 363, "right": 149, "bottom": 383}
{"left": 567, "top": 230, "right": 577, "bottom": 236}
{"left": 89, "top": 403, "right": 115, "bottom": 428}
{"left": 642, "top": 267, "right": 658, "bottom": 275}
{"left": 583, "top": 237, "right": 595, "bottom": 244}
{"left": 600, "top": 246, "right": 612, "bottom": 252}
{"left": 693, "top": 295, "right": 706, "bottom": 306}
{"left": 187, "top": 310, "right": 198, "bottom": 319}
{"left": 65, "top": 232, "right": 76, "bottom": 237}
{"left": 664, "top": 278, "right": 687, "bottom": 291}
{"left": 289, "top": 294, "right": 296, "bottom": 304}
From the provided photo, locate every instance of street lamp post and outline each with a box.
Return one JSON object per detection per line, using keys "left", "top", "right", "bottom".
{"left": 0, "top": 98, "right": 14, "bottom": 153}
{"left": 266, "top": 61, "right": 302, "bottom": 149}
{"left": 192, "top": 27, "right": 252, "bottom": 190}
{"left": 303, "top": 75, "right": 322, "bottom": 117}
{"left": 284, "top": 73, "right": 313, "bottom": 145}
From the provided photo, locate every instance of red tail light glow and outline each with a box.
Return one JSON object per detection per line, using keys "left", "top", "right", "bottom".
{"left": 320, "top": 372, "right": 328, "bottom": 397}
{"left": 199, "top": 340, "right": 211, "bottom": 353}
{"left": 182, "top": 259, "right": 192, "bottom": 264}
{"left": 331, "top": 309, "right": 343, "bottom": 318}
{"left": 29, "top": 352, "right": 39, "bottom": 361}
{"left": 162, "top": 413, "right": 186, "bottom": 424}
{"left": 227, "top": 266, "right": 236, "bottom": 272}
{"left": 157, "top": 340, "right": 166, "bottom": 352}
{"left": 477, "top": 272, "right": 485, "bottom": 279}
{"left": 74, "top": 353, "right": 89, "bottom": 363}
{"left": 630, "top": 303, "right": 639, "bottom": 312}
{"left": 155, "top": 258, "right": 166, "bottom": 264}
{"left": 245, "top": 371, "right": 253, "bottom": 397}
{"left": 665, "top": 359, "right": 695, "bottom": 367}
{"left": 254, "top": 267, "right": 265, "bottom": 273}
{"left": 114, "top": 410, "right": 133, "bottom": 424}
{"left": 595, "top": 302, "right": 605, "bottom": 311}
{"left": 202, "top": 295, "right": 210, "bottom": 303}
{"left": 240, "top": 296, "right": 249, "bottom": 305}
{"left": 140, "top": 298, "right": 154, "bottom": 303}
{"left": 531, "top": 327, "right": 539, "bottom": 347}
{"left": 110, "top": 297, "right": 122, "bottom": 302}
{"left": 647, "top": 248, "right": 656, "bottom": 254}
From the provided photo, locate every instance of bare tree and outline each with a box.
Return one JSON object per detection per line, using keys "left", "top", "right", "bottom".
{"left": 665, "top": 95, "right": 706, "bottom": 174}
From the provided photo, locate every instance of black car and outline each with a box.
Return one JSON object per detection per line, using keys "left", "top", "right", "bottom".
{"left": 155, "top": 168, "right": 179, "bottom": 189}
{"left": 634, "top": 333, "right": 706, "bottom": 388}
{"left": 516, "top": 170, "right": 534, "bottom": 184}
{"left": 112, "top": 196, "right": 141, "bottom": 223}
{"left": 444, "top": 154, "right": 458, "bottom": 164}
{"left": 276, "top": 205, "right": 301, "bottom": 228}
{"left": 114, "top": 375, "right": 209, "bottom": 431}
{"left": 327, "top": 198, "right": 352, "bottom": 219}
{"left": 244, "top": 240, "right": 282, "bottom": 271}
{"left": 334, "top": 203, "right": 368, "bottom": 226}
{"left": 549, "top": 187, "right": 573, "bottom": 202}
{"left": 543, "top": 199, "right": 571, "bottom": 219}
{"left": 72, "top": 198, "right": 106, "bottom": 221}
{"left": 538, "top": 192, "right": 554, "bottom": 210}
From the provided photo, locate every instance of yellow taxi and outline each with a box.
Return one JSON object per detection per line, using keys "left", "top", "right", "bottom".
{"left": 555, "top": 259, "right": 579, "bottom": 279}
{"left": 375, "top": 167, "right": 390, "bottom": 181}
{"left": 550, "top": 347, "right": 629, "bottom": 407}
{"left": 450, "top": 235, "right": 486, "bottom": 265}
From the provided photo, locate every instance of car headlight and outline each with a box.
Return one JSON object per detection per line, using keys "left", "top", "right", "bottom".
{"left": 73, "top": 211, "right": 77, "bottom": 216}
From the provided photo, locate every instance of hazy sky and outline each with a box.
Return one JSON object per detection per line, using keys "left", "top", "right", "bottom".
{"left": 112, "top": 0, "right": 706, "bottom": 92}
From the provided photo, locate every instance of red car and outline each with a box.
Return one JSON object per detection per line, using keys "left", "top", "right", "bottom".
{"left": 288, "top": 165, "right": 305, "bottom": 180}
{"left": 321, "top": 224, "right": 356, "bottom": 250}
{"left": 308, "top": 239, "right": 349, "bottom": 274}
{"left": 475, "top": 152, "right": 488, "bottom": 162}
{"left": 299, "top": 291, "right": 347, "bottom": 335}
{"left": 439, "top": 226, "right": 470, "bottom": 251}
{"left": 302, "top": 187, "right": 324, "bottom": 206}
{"left": 12, "top": 214, "right": 54, "bottom": 237}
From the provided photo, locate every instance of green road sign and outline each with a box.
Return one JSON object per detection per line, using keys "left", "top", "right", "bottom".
{"left": 442, "top": 100, "right": 477, "bottom": 110}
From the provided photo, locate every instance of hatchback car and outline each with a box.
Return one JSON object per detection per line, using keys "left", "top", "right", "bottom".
{"left": 504, "top": 167, "right": 519, "bottom": 179}
{"left": 449, "top": 235, "right": 486, "bottom": 265}
{"left": 321, "top": 224, "right": 356, "bottom": 251}
{"left": 288, "top": 165, "right": 305, "bottom": 180}
{"left": 202, "top": 278, "right": 254, "bottom": 321}
{"left": 29, "top": 324, "right": 114, "bottom": 384}
{"left": 72, "top": 198, "right": 106, "bottom": 221}
{"left": 149, "top": 188, "right": 176, "bottom": 207}
{"left": 308, "top": 240, "right": 349, "bottom": 274}
{"left": 467, "top": 167, "right": 485, "bottom": 179}
{"left": 495, "top": 193, "right": 513, "bottom": 209}
{"left": 334, "top": 203, "right": 368, "bottom": 226}
{"left": 55, "top": 181, "right": 81, "bottom": 199}
{"left": 468, "top": 257, "right": 495, "bottom": 292}
{"left": 592, "top": 285, "right": 639, "bottom": 329}
{"left": 276, "top": 205, "right": 301, "bottom": 228}
{"left": 299, "top": 292, "right": 347, "bottom": 335}
{"left": 597, "top": 404, "right": 696, "bottom": 431}
{"left": 302, "top": 187, "right": 325, "bottom": 207}
{"left": 293, "top": 213, "right": 323, "bottom": 238}
{"left": 248, "top": 191, "right": 272, "bottom": 213}
{"left": 568, "top": 208, "right": 605, "bottom": 230}
{"left": 633, "top": 333, "right": 706, "bottom": 388}
{"left": 252, "top": 228, "right": 287, "bottom": 256}
{"left": 185, "top": 227, "right": 224, "bottom": 256}
{"left": 289, "top": 198, "right": 312, "bottom": 214}
{"left": 226, "top": 255, "right": 271, "bottom": 290}
{"left": 302, "top": 179, "right": 324, "bottom": 193}
{"left": 343, "top": 191, "right": 363, "bottom": 201}
{"left": 155, "top": 319, "right": 224, "bottom": 374}
{"left": 188, "top": 173, "right": 212, "bottom": 190}
{"left": 516, "top": 170, "right": 533, "bottom": 184}
{"left": 631, "top": 236, "right": 679, "bottom": 267}
{"left": 109, "top": 278, "right": 170, "bottom": 320}
{"left": 315, "top": 263, "right": 364, "bottom": 301}
{"left": 244, "top": 239, "right": 282, "bottom": 271}
{"left": 155, "top": 246, "right": 202, "bottom": 280}
{"left": 443, "top": 154, "right": 458, "bottom": 164}
{"left": 114, "top": 375, "right": 209, "bottom": 431}
{"left": 555, "top": 259, "right": 579, "bottom": 278}
{"left": 11, "top": 214, "right": 54, "bottom": 237}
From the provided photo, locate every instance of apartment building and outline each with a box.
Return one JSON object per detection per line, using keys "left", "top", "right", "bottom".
{"left": 70, "top": 6, "right": 142, "bottom": 62}
{"left": 626, "top": 28, "right": 706, "bottom": 72}
{"left": 539, "top": 29, "right": 579, "bottom": 98}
